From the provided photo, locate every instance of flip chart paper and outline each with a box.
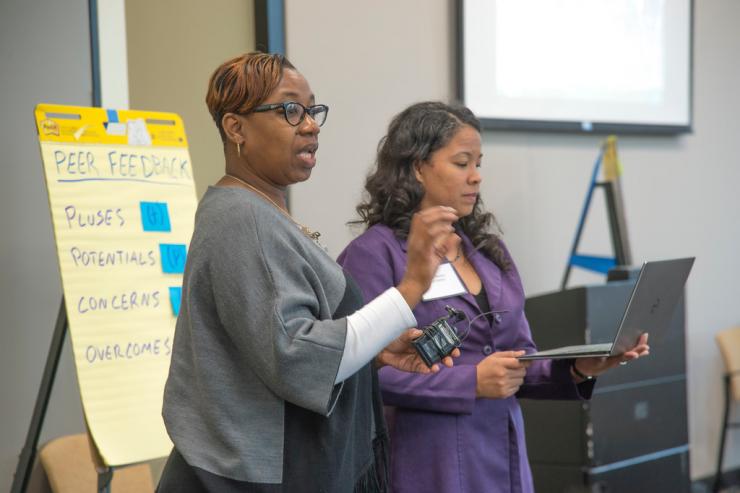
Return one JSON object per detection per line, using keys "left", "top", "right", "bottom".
{"left": 35, "top": 104, "right": 198, "bottom": 466}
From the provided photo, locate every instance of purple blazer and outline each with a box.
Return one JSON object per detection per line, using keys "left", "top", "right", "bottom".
{"left": 338, "top": 224, "right": 593, "bottom": 493}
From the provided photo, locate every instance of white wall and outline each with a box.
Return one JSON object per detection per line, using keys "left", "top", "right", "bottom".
{"left": 97, "top": 0, "right": 129, "bottom": 109}
{"left": 286, "top": 0, "right": 740, "bottom": 480}
{"left": 285, "top": 0, "right": 456, "bottom": 248}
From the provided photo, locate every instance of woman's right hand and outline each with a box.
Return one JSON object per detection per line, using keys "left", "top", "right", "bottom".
{"left": 397, "top": 206, "right": 458, "bottom": 308}
{"left": 475, "top": 350, "right": 530, "bottom": 399}
{"left": 376, "top": 328, "right": 461, "bottom": 373}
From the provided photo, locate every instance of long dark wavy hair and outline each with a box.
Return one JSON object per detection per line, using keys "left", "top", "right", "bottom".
{"left": 353, "top": 101, "right": 510, "bottom": 270}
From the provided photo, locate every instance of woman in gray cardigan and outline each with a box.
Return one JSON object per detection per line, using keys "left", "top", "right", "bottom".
{"left": 157, "top": 52, "right": 458, "bottom": 493}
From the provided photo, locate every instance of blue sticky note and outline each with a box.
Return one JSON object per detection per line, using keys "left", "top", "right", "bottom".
{"left": 106, "top": 109, "right": 119, "bottom": 123}
{"left": 159, "top": 244, "right": 187, "bottom": 273}
{"left": 140, "top": 201, "right": 172, "bottom": 232}
{"left": 169, "top": 286, "right": 182, "bottom": 316}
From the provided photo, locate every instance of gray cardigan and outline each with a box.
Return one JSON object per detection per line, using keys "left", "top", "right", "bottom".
{"left": 163, "top": 187, "right": 381, "bottom": 490}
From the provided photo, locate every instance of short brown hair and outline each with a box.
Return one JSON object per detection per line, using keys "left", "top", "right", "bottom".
{"left": 205, "top": 51, "right": 295, "bottom": 141}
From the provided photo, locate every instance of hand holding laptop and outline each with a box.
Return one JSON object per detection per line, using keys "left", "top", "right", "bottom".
{"left": 476, "top": 350, "right": 532, "bottom": 398}
{"left": 570, "top": 333, "right": 651, "bottom": 381}
{"left": 518, "top": 257, "right": 694, "bottom": 363}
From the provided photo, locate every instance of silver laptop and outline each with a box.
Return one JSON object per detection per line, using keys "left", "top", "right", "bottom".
{"left": 518, "top": 257, "right": 695, "bottom": 361}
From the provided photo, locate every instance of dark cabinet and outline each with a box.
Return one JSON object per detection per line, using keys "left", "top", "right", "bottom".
{"left": 521, "top": 280, "right": 690, "bottom": 493}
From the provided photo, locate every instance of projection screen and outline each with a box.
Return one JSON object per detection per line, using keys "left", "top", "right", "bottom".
{"left": 458, "top": 0, "right": 693, "bottom": 134}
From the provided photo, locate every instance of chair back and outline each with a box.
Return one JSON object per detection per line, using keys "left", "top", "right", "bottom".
{"left": 716, "top": 326, "right": 740, "bottom": 401}
{"left": 39, "top": 433, "right": 154, "bottom": 493}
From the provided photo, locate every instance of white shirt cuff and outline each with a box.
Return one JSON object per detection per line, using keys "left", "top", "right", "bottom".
{"left": 335, "top": 287, "right": 417, "bottom": 383}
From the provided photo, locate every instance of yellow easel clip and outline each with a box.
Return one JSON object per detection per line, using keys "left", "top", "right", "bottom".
{"left": 602, "top": 135, "right": 623, "bottom": 181}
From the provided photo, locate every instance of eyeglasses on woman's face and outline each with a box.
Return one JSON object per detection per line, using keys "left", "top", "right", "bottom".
{"left": 251, "top": 101, "right": 329, "bottom": 127}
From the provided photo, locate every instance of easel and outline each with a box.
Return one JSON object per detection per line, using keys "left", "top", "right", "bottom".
{"left": 561, "top": 136, "right": 632, "bottom": 290}
{"left": 9, "top": 300, "right": 115, "bottom": 493}
{"left": 12, "top": 101, "right": 199, "bottom": 492}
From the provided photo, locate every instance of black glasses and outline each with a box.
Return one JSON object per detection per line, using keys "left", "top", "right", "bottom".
{"left": 251, "top": 101, "right": 329, "bottom": 127}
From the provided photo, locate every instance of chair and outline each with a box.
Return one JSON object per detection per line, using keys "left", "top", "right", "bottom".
{"left": 714, "top": 327, "right": 740, "bottom": 493}
{"left": 39, "top": 433, "right": 154, "bottom": 493}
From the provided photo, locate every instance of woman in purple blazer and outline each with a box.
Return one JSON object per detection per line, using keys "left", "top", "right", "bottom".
{"left": 337, "top": 102, "right": 650, "bottom": 493}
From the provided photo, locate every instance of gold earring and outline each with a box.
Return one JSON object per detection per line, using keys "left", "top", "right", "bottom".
{"left": 237, "top": 142, "right": 241, "bottom": 157}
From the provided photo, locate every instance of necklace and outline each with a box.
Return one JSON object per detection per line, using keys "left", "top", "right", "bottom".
{"left": 224, "top": 174, "right": 323, "bottom": 243}
{"left": 451, "top": 245, "right": 462, "bottom": 263}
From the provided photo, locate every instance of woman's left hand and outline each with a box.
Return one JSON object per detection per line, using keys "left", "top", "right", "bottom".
{"left": 375, "top": 328, "right": 460, "bottom": 374}
{"left": 572, "top": 333, "right": 650, "bottom": 380}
